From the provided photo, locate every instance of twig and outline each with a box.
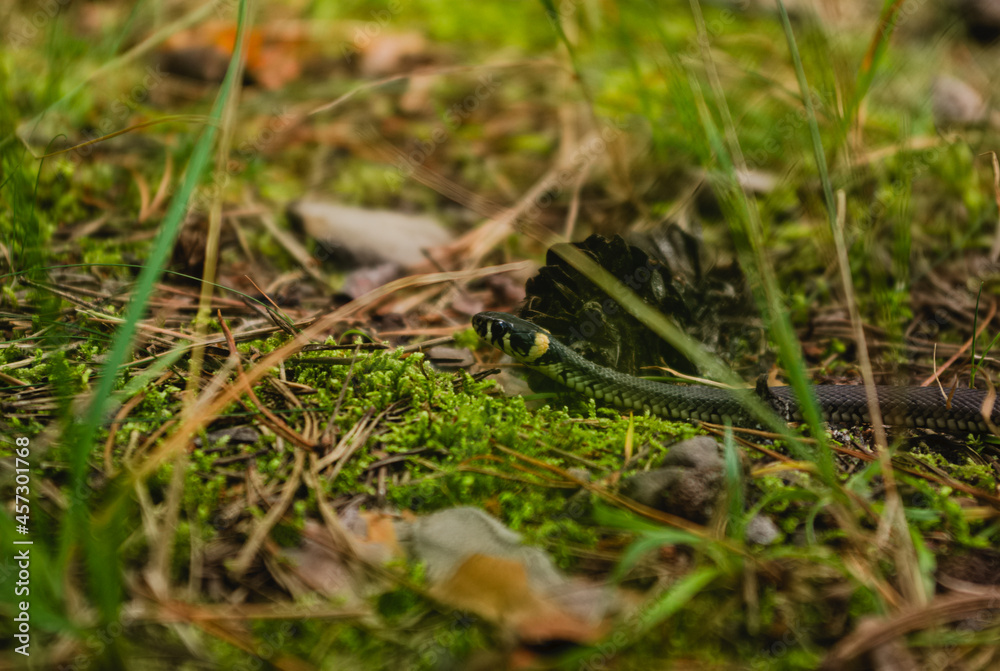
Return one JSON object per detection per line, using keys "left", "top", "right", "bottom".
{"left": 920, "top": 299, "right": 996, "bottom": 387}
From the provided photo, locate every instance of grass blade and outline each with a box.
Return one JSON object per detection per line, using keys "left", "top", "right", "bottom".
{"left": 58, "top": 0, "right": 252, "bottom": 624}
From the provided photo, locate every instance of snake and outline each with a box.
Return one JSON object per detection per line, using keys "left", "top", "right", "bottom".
{"left": 473, "top": 311, "right": 1000, "bottom": 437}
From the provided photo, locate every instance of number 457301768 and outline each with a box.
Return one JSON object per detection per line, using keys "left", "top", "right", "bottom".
{"left": 14, "top": 436, "right": 30, "bottom": 530}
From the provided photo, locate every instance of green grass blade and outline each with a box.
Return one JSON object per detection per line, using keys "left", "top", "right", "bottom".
{"left": 684, "top": 72, "right": 832, "bottom": 474}
{"left": 632, "top": 566, "right": 722, "bottom": 632}
{"left": 723, "top": 429, "right": 745, "bottom": 538}
{"left": 58, "top": 0, "right": 252, "bottom": 624}
{"left": 775, "top": 2, "right": 836, "bottom": 221}
{"left": 536, "top": 0, "right": 596, "bottom": 108}
{"left": 850, "top": 0, "right": 908, "bottom": 123}
{"left": 672, "top": 1, "right": 836, "bottom": 482}
{"left": 777, "top": 0, "right": 897, "bottom": 455}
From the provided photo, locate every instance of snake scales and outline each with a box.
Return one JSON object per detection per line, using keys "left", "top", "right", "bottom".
{"left": 473, "top": 311, "right": 1000, "bottom": 437}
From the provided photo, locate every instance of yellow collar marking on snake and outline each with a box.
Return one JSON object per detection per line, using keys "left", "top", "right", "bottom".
{"left": 524, "top": 332, "right": 550, "bottom": 363}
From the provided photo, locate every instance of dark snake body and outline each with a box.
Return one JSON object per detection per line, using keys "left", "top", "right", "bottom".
{"left": 473, "top": 312, "right": 999, "bottom": 436}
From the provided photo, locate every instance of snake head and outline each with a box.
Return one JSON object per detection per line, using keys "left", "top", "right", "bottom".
{"left": 473, "top": 311, "right": 552, "bottom": 363}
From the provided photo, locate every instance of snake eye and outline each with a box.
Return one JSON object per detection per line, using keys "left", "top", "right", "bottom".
{"left": 473, "top": 313, "right": 511, "bottom": 347}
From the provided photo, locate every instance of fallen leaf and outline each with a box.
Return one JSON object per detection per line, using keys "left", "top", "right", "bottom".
{"left": 397, "top": 507, "right": 616, "bottom": 644}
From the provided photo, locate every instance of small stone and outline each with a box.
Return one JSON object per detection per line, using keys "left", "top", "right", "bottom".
{"left": 288, "top": 199, "right": 453, "bottom": 268}
{"left": 931, "top": 76, "right": 987, "bottom": 126}
{"left": 621, "top": 437, "right": 728, "bottom": 522}
{"left": 956, "top": 0, "right": 1000, "bottom": 42}
{"left": 745, "top": 514, "right": 780, "bottom": 545}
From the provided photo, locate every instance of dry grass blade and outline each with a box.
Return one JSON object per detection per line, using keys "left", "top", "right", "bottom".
{"left": 103, "top": 371, "right": 176, "bottom": 474}
{"left": 220, "top": 310, "right": 316, "bottom": 450}
{"left": 146, "top": 451, "right": 189, "bottom": 598}
{"left": 987, "top": 151, "right": 1000, "bottom": 262}
{"left": 151, "top": 600, "right": 371, "bottom": 623}
{"left": 315, "top": 406, "right": 376, "bottom": 471}
{"left": 253, "top": 209, "right": 331, "bottom": 285}
{"left": 327, "top": 408, "right": 386, "bottom": 483}
{"left": 153, "top": 600, "right": 319, "bottom": 671}
{"left": 832, "top": 190, "right": 888, "bottom": 450}
{"left": 142, "top": 153, "right": 174, "bottom": 224}
{"left": 303, "top": 454, "right": 362, "bottom": 563}
{"left": 920, "top": 299, "right": 997, "bottom": 387}
{"left": 132, "top": 169, "right": 151, "bottom": 222}
{"left": 358, "top": 128, "right": 504, "bottom": 217}
{"left": 37, "top": 116, "right": 214, "bottom": 159}
{"left": 307, "top": 59, "right": 559, "bottom": 118}
{"left": 0, "top": 370, "right": 31, "bottom": 386}
{"left": 832, "top": 190, "right": 924, "bottom": 601}
{"left": 231, "top": 448, "right": 307, "bottom": 577}
{"left": 822, "top": 589, "right": 1000, "bottom": 670}
{"left": 449, "top": 127, "right": 612, "bottom": 266}
{"left": 458, "top": 454, "right": 580, "bottom": 488}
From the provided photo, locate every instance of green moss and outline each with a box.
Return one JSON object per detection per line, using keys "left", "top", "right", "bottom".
{"left": 279, "top": 346, "right": 693, "bottom": 526}
{"left": 899, "top": 474, "right": 993, "bottom": 548}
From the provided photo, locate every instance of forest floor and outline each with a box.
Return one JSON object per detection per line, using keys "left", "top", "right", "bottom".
{"left": 2, "top": 1, "right": 1000, "bottom": 668}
